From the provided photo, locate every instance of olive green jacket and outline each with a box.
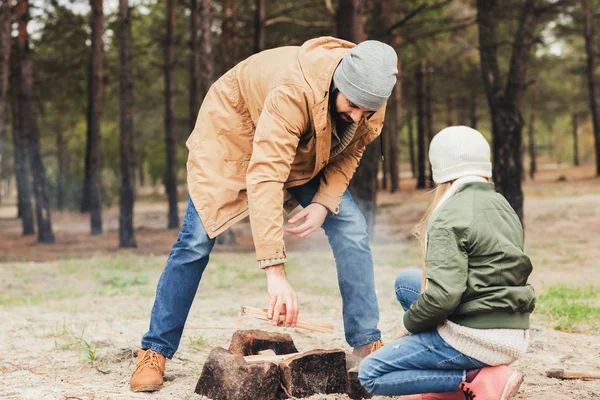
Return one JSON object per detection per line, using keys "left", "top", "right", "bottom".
{"left": 404, "top": 182, "right": 536, "bottom": 333}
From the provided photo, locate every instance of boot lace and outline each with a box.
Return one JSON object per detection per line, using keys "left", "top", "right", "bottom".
{"left": 370, "top": 339, "right": 384, "bottom": 353}
{"left": 459, "top": 382, "right": 476, "bottom": 400}
{"left": 133, "top": 350, "right": 162, "bottom": 375}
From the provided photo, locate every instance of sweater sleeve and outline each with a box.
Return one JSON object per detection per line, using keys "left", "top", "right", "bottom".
{"left": 403, "top": 227, "right": 469, "bottom": 333}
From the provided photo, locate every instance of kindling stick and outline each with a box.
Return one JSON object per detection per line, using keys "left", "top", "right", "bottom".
{"left": 240, "top": 306, "right": 334, "bottom": 333}
{"left": 546, "top": 369, "right": 600, "bottom": 380}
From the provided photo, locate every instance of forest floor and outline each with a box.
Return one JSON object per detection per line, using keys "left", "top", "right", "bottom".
{"left": 0, "top": 164, "right": 599, "bottom": 400}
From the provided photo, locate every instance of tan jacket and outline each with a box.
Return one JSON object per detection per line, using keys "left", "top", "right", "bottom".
{"left": 186, "top": 37, "right": 385, "bottom": 263}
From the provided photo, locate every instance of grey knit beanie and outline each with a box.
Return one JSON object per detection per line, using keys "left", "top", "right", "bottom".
{"left": 333, "top": 40, "right": 398, "bottom": 111}
{"left": 429, "top": 126, "right": 493, "bottom": 184}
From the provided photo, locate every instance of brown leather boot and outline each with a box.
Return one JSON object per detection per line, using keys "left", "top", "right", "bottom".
{"left": 352, "top": 339, "right": 384, "bottom": 358}
{"left": 130, "top": 349, "right": 166, "bottom": 392}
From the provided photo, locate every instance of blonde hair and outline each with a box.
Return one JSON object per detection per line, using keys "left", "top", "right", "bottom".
{"left": 413, "top": 177, "right": 491, "bottom": 292}
{"left": 412, "top": 181, "right": 453, "bottom": 292}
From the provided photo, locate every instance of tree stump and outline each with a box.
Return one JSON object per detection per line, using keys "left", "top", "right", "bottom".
{"left": 195, "top": 347, "right": 280, "bottom": 400}
{"left": 229, "top": 329, "right": 298, "bottom": 356}
{"left": 279, "top": 349, "right": 347, "bottom": 398}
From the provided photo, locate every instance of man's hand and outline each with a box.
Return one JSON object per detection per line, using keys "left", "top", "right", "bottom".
{"left": 264, "top": 264, "right": 298, "bottom": 327}
{"left": 286, "top": 203, "right": 329, "bottom": 238}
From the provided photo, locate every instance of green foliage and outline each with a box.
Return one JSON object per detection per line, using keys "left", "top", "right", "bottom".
{"left": 536, "top": 283, "right": 600, "bottom": 332}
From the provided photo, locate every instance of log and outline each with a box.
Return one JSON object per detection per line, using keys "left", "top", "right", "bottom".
{"left": 240, "top": 306, "right": 334, "bottom": 333}
{"left": 244, "top": 352, "right": 299, "bottom": 364}
{"left": 546, "top": 369, "right": 600, "bottom": 380}
{"left": 279, "top": 349, "right": 347, "bottom": 398}
{"left": 346, "top": 353, "right": 373, "bottom": 399}
{"left": 195, "top": 347, "right": 280, "bottom": 400}
{"left": 228, "top": 329, "right": 298, "bottom": 356}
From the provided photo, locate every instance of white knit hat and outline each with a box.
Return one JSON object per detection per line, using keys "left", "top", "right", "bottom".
{"left": 429, "top": 126, "right": 492, "bottom": 184}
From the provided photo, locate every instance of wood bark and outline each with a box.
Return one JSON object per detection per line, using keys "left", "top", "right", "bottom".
{"left": 165, "top": 0, "right": 179, "bottom": 229}
{"left": 390, "top": 76, "right": 402, "bottom": 192}
{"left": 254, "top": 0, "right": 265, "bottom": 53}
{"left": 119, "top": 0, "right": 136, "bottom": 248}
{"left": 425, "top": 64, "right": 434, "bottom": 187}
{"left": 56, "top": 109, "right": 65, "bottom": 210}
{"left": 190, "top": 0, "right": 200, "bottom": 131}
{"left": 528, "top": 84, "right": 537, "bottom": 180}
{"left": 10, "top": 45, "right": 34, "bottom": 235}
{"left": 200, "top": 0, "right": 214, "bottom": 96}
{"left": 416, "top": 61, "right": 426, "bottom": 189}
{"left": 88, "top": 0, "right": 103, "bottom": 235}
{"left": 407, "top": 109, "right": 416, "bottom": 178}
{"left": 572, "top": 113, "right": 580, "bottom": 166}
{"left": 477, "top": 0, "right": 540, "bottom": 221}
{"left": 0, "top": 0, "right": 10, "bottom": 177}
{"left": 582, "top": 0, "right": 600, "bottom": 175}
{"left": 16, "top": 0, "right": 54, "bottom": 243}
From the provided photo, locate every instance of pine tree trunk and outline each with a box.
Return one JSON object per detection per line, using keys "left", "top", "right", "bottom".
{"left": 16, "top": 0, "right": 54, "bottom": 243}
{"left": 119, "top": 0, "right": 137, "bottom": 248}
{"left": 477, "top": 0, "right": 539, "bottom": 221}
{"left": 528, "top": 109, "right": 537, "bottom": 180}
{"left": 89, "top": 0, "right": 103, "bottom": 235}
{"left": 254, "top": 0, "right": 265, "bottom": 53}
{"left": 165, "top": 0, "right": 179, "bottom": 229}
{"left": 407, "top": 110, "right": 416, "bottom": 178}
{"left": 190, "top": 0, "right": 200, "bottom": 132}
{"left": 81, "top": 60, "right": 92, "bottom": 213}
{"left": 200, "top": 0, "right": 214, "bottom": 96}
{"left": 56, "top": 114, "right": 65, "bottom": 210}
{"left": 469, "top": 78, "right": 478, "bottom": 129}
{"left": 528, "top": 85, "right": 537, "bottom": 180}
{"left": 425, "top": 65, "right": 434, "bottom": 187}
{"left": 572, "top": 113, "right": 580, "bottom": 166}
{"left": 0, "top": 0, "right": 10, "bottom": 178}
{"left": 416, "top": 61, "right": 426, "bottom": 189}
{"left": 582, "top": 0, "right": 600, "bottom": 176}
{"left": 10, "top": 48, "right": 34, "bottom": 235}
{"left": 390, "top": 76, "right": 401, "bottom": 193}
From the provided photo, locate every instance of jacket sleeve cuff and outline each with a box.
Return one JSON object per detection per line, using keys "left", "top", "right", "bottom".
{"left": 311, "top": 192, "right": 341, "bottom": 215}
{"left": 258, "top": 257, "right": 288, "bottom": 269}
{"left": 402, "top": 312, "right": 417, "bottom": 334}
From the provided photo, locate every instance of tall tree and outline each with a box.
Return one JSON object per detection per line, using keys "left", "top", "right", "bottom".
{"left": 581, "top": 0, "right": 600, "bottom": 175}
{"left": 416, "top": 61, "right": 426, "bottom": 189}
{"left": 200, "top": 0, "right": 214, "bottom": 96}
{"left": 477, "top": 0, "right": 542, "bottom": 221}
{"left": 0, "top": 0, "right": 10, "bottom": 176}
{"left": 190, "top": 0, "right": 200, "bottom": 132}
{"left": 337, "top": 0, "right": 377, "bottom": 233}
{"left": 88, "top": 0, "right": 103, "bottom": 234}
{"left": 254, "top": 0, "right": 265, "bottom": 53}
{"left": 407, "top": 109, "right": 416, "bottom": 178}
{"left": 119, "top": 0, "right": 136, "bottom": 248}
{"left": 10, "top": 45, "right": 34, "bottom": 235}
{"left": 16, "top": 0, "right": 54, "bottom": 242}
{"left": 164, "top": 0, "right": 179, "bottom": 229}
{"left": 425, "top": 64, "right": 434, "bottom": 187}
{"left": 572, "top": 113, "right": 580, "bottom": 166}
{"left": 528, "top": 83, "right": 538, "bottom": 180}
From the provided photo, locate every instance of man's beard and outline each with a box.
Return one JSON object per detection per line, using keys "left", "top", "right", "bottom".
{"left": 329, "top": 88, "right": 353, "bottom": 128}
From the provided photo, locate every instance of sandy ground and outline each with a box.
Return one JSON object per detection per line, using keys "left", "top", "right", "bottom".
{"left": 0, "top": 165, "right": 599, "bottom": 400}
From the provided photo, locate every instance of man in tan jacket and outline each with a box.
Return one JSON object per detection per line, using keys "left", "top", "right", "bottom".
{"left": 130, "top": 36, "right": 398, "bottom": 392}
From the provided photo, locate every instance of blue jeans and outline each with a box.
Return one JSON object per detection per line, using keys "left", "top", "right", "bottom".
{"left": 142, "top": 180, "right": 380, "bottom": 358}
{"left": 358, "top": 269, "right": 486, "bottom": 396}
